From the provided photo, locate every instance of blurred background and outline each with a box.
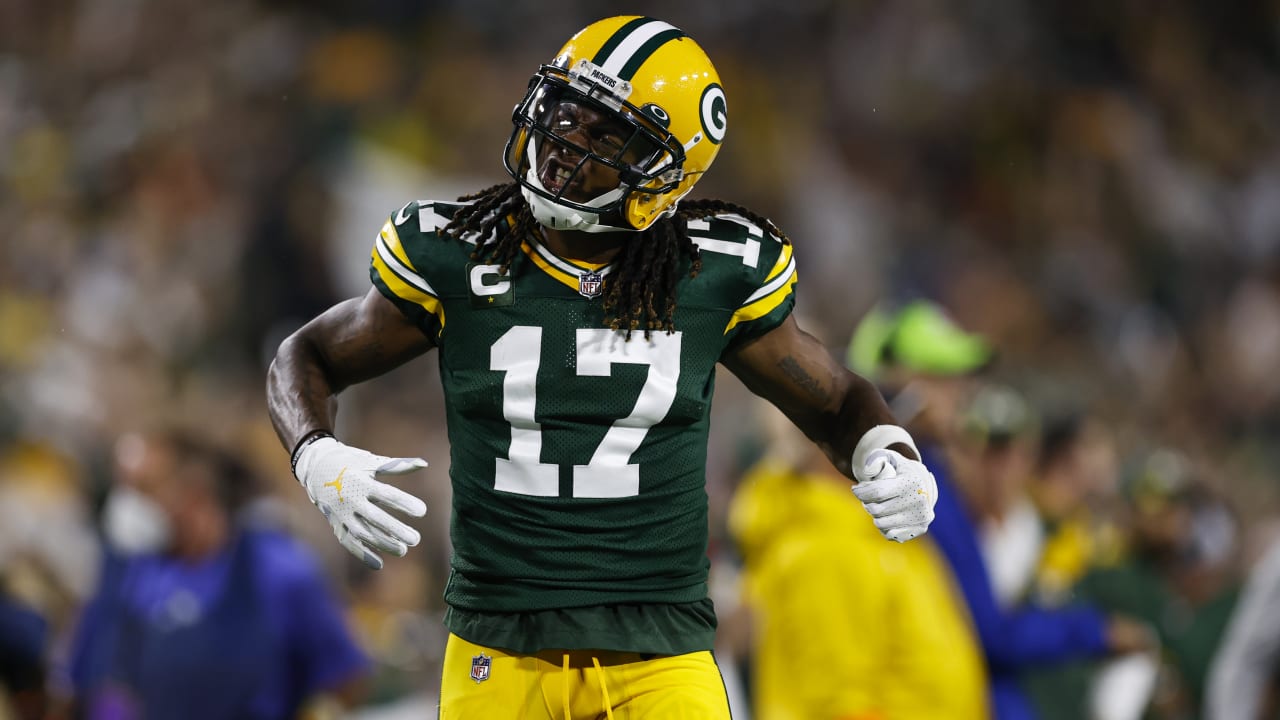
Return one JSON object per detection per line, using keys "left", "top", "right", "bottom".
{"left": 2, "top": 0, "right": 1279, "bottom": 718}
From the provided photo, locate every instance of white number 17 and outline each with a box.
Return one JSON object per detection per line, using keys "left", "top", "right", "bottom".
{"left": 488, "top": 326, "right": 682, "bottom": 498}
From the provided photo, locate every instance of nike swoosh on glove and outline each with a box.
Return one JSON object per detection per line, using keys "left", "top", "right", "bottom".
{"left": 294, "top": 437, "right": 428, "bottom": 569}
{"left": 852, "top": 449, "right": 938, "bottom": 543}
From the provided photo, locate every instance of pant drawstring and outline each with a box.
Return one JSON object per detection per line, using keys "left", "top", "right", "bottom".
{"left": 560, "top": 653, "right": 616, "bottom": 720}
{"left": 562, "top": 653, "right": 572, "bottom": 720}
{"left": 591, "top": 656, "right": 615, "bottom": 720}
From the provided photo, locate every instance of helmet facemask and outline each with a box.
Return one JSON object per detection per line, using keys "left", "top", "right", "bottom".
{"left": 504, "top": 61, "right": 688, "bottom": 232}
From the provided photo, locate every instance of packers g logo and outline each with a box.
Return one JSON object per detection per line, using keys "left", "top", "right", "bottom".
{"left": 699, "top": 84, "right": 727, "bottom": 145}
{"left": 467, "top": 263, "right": 514, "bottom": 307}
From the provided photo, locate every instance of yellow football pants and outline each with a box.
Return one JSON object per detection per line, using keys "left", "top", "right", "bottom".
{"left": 439, "top": 633, "right": 732, "bottom": 719}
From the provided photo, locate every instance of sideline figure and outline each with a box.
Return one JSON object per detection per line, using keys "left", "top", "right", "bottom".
{"left": 268, "top": 16, "right": 938, "bottom": 719}
{"left": 66, "top": 431, "right": 369, "bottom": 719}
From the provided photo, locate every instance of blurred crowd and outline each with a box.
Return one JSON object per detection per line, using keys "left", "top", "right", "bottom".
{"left": 2, "top": 0, "right": 1279, "bottom": 718}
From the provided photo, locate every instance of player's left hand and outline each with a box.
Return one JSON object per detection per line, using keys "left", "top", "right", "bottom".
{"left": 852, "top": 449, "right": 938, "bottom": 542}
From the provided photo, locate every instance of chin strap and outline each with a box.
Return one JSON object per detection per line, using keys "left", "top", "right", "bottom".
{"left": 521, "top": 181, "right": 630, "bottom": 233}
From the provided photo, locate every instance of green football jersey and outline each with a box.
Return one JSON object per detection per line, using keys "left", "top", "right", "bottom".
{"left": 370, "top": 198, "right": 796, "bottom": 652}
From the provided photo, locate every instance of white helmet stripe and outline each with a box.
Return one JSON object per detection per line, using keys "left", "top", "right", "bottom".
{"left": 597, "top": 20, "right": 679, "bottom": 77}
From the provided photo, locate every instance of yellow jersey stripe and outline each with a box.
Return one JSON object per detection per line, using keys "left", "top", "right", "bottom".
{"left": 526, "top": 237, "right": 617, "bottom": 277}
{"left": 380, "top": 219, "right": 418, "bottom": 273}
{"left": 370, "top": 247, "right": 445, "bottom": 329}
{"left": 743, "top": 253, "right": 797, "bottom": 306}
{"left": 520, "top": 241, "right": 584, "bottom": 292}
{"left": 374, "top": 230, "right": 438, "bottom": 297}
{"left": 725, "top": 268, "right": 797, "bottom": 333}
{"left": 761, "top": 242, "right": 794, "bottom": 285}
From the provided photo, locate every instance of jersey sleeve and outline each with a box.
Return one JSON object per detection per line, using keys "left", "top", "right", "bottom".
{"left": 720, "top": 224, "right": 797, "bottom": 351}
{"left": 368, "top": 200, "right": 447, "bottom": 339}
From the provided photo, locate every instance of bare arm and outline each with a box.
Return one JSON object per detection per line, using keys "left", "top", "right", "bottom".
{"left": 267, "top": 287, "right": 434, "bottom": 454}
{"left": 721, "top": 315, "right": 914, "bottom": 479}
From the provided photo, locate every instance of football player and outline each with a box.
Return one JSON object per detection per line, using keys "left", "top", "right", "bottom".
{"left": 268, "top": 16, "right": 939, "bottom": 719}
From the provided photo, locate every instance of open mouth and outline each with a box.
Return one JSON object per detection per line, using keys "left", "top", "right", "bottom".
{"left": 541, "top": 164, "right": 573, "bottom": 193}
{"left": 539, "top": 156, "right": 583, "bottom": 197}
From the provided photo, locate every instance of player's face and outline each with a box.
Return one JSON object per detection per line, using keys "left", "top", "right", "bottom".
{"left": 535, "top": 100, "right": 654, "bottom": 204}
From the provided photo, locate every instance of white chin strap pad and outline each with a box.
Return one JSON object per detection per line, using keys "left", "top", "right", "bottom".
{"left": 522, "top": 181, "right": 590, "bottom": 231}
{"left": 852, "top": 425, "right": 920, "bottom": 470}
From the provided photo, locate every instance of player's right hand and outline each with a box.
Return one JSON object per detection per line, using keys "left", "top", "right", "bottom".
{"left": 293, "top": 436, "right": 428, "bottom": 569}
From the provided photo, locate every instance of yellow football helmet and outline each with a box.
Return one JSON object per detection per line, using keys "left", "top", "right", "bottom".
{"left": 503, "top": 16, "right": 727, "bottom": 232}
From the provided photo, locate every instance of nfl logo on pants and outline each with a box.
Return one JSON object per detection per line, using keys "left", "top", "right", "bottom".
{"left": 471, "top": 653, "right": 491, "bottom": 683}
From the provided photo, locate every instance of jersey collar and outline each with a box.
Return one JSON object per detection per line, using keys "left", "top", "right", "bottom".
{"left": 520, "top": 235, "right": 616, "bottom": 294}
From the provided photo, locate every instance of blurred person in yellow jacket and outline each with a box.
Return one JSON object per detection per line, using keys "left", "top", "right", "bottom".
{"left": 728, "top": 400, "right": 988, "bottom": 720}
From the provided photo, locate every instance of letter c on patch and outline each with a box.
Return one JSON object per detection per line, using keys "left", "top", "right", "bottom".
{"left": 469, "top": 264, "right": 511, "bottom": 296}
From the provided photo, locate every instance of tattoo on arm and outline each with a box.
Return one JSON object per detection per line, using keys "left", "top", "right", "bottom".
{"left": 777, "top": 355, "right": 831, "bottom": 404}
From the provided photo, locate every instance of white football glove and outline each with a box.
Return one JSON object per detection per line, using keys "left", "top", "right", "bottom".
{"left": 293, "top": 436, "right": 428, "bottom": 569}
{"left": 850, "top": 425, "right": 938, "bottom": 543}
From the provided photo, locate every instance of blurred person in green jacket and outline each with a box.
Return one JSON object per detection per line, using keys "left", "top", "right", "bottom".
{"left": 1030, "top": 449, "right": 1240, "bottom": 720}
{"left": 1025, "top": 413, "right": 1127, "bottom": 606}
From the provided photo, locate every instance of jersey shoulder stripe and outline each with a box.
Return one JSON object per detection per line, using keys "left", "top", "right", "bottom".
{"left": 371, "top": 218, "right": 446, "bottom": 327}
{"left": 726, "top": 261, "right": 797, "bottom": 332}
{"left": 369, "top": 199, "right": 476, "bottom": 334}
{"left": 374, "top": 219, "right": 437, "bottom": 296}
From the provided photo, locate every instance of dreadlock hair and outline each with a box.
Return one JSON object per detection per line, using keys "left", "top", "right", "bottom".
{"left": 442, "top": 183, "right": 792, "bottom": 339}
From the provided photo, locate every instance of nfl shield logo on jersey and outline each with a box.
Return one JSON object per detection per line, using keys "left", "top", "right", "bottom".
{"left": 578, "top": 271, "right": 604, "bottom": 298}
{"left": 470, "top": 653, "right": 491, "bottom": 684}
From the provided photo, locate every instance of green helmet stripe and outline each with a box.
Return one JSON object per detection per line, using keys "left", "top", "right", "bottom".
{"left": 616, "top": 29, "right": 686, "bottom": 81}
{"left": 592, "top": 18, "right": 685, "bottom": 81}
{"left": 591, "top": 17, "right": 653, "bottom": 66}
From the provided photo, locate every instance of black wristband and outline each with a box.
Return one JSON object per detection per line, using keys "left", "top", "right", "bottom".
{"left": 290, "top": 430, "right": 334, "bottom": 477}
